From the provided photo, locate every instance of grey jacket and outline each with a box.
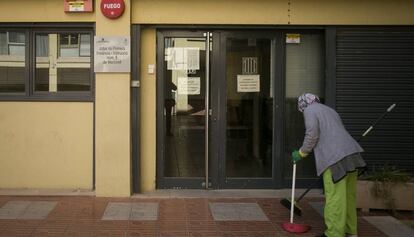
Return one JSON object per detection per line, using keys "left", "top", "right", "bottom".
{"left": 300, "top": 103, "right": 364, "bottom": 176}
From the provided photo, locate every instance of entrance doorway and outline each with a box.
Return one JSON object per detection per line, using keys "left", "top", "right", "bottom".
{"left": 157, "top": 30, "right": 276, "bottom": 189}
{"left": 156, "top": 29, "right": 324, "bottom": 189}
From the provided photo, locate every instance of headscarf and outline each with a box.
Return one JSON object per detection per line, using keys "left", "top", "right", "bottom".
{"left": 298, "top": 93, "right": 320, "bottom": 112}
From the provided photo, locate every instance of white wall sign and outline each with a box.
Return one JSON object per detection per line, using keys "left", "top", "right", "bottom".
{"left": 237, "top": 75, "right": 260, "bottom": 92}
{"left": 94, "top": 36, "right": 130, "bottom": 72}
{"left": 177, "top": 77, "right": 200, "bottom": 95}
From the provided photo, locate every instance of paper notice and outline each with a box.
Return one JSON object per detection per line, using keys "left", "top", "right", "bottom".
{"left": 237, "top": 75, "right": 260, "bottom": 92}
{"left": 177, "top": 77, "right": 201, "bottom": 95}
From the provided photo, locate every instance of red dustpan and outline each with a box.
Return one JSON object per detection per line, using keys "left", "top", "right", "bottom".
{"left": 282, "top": 163, "right": 311, "bottom": 233}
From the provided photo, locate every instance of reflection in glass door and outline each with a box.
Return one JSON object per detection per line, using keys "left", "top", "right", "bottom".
{"left": 163, "top": 36, "right": 208, "bottom": 179}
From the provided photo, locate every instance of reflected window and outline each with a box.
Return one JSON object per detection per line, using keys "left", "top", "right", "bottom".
{"left": 0, "top": 31, "right": 26, "bottom": 93}
{"left": 59, "top": 33, "right": 90, "bottom": 57}
{"left": 35, "top": 33, "right": 91, "bottom": 92}
{"left": 163, "top": 37, "right": 207, "bottom": 178}
{"left": 284, "top": 33, "right": 325, "bottom": 179}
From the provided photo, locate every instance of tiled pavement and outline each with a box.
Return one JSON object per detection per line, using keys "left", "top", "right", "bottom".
{"left": 0, "top": 194, "right": 412, "bottom": 237}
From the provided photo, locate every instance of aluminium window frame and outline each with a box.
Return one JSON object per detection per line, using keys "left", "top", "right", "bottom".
{"left": 0, "top": 23, "right": 94, "bottom": 102}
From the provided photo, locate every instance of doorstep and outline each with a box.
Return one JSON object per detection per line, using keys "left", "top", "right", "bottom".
{"left": 132, "top": 189, "right": 324, "bottom": 199}
{"left": 0, "top": 188, "right": 95, "bottom": 196}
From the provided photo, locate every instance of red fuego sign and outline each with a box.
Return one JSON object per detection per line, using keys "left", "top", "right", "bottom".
{"left": 100, "top": 0, "right": 125, "bottom": 19}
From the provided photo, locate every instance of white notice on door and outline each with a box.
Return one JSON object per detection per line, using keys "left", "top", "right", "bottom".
{"left": 177, "top": 77, "right": 201, "bottom": 95}
{"left": 237, "top": 75, "right": 260, "bottom": 92}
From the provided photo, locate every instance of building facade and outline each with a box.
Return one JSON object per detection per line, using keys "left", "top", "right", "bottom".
{"left": 0, "top": 0, "right": 413, "bottom": 196}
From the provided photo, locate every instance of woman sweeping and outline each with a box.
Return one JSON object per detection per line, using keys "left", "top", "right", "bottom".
{"left": 292, "top": 93, "right": 366, "bottom": 237}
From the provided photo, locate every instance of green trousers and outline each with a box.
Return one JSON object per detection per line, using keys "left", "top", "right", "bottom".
{"left": 323, "top": 169, "right": 358, "bottom": 237}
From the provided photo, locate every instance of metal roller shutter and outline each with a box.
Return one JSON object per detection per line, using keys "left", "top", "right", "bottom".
{"left": 336, "top": 27, "right": 414, "bottom": 174}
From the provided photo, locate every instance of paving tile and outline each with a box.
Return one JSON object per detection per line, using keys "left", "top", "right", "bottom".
{"left": 209, "top": 203, "right": 269, "bottom": 221}
{"left": 187, "top": 221, "right": 217, "bottom": 232}
{"left": 158, "top": 232, "right": 187, "bottom": 237}
{"left": 101, "top": 202, "right": 159, "bottom": 221}
{"left": 363, "top": 216, "right": 414, "bottom": 237}
{"left": 95, "top": 219, "right": 129, "bottom": 231}
{"left": 188, "top": 232, "right": 221, "bottom": 237}
{"left": 128, "top": 220, "right": 157, "bottom": 231}
{"left": 127, "top": 231, "right": 157, "bottom": 237}
{"left": 0, "top": 201, "right": 31, "bottom": 219}
{"left": 20, "top": 201, "right": 57, "bottom": 219}
{"left": 32, "top": 228, "right": 67, "bottom": 237}
{"left": 0, "top": 220, "right": 39, "bottom": 237}
{"left": 102, "top": 202, "right": 131, "bottom": 220}
{"left": 130, "top": 202, "right": 158, "bottom": 221}
{"left": 308, "top": 201, "right": 324, "bottom": 217}
{"left": 95, "top": 230, "right": 127, "bottom": 237}
{"left": 158, "top": 220, "right": 187, "bottom": 232}
{"left": 242, "top": 221, "right": 276, "bottom": 231}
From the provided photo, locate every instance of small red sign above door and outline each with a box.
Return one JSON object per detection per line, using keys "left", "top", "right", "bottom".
{"left": 100, "top": 0, "right": 125, "bottom": 19}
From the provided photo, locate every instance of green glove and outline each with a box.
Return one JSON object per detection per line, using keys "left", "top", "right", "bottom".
{"left": 291, "top": 150, "right": 302, "bottom": 164}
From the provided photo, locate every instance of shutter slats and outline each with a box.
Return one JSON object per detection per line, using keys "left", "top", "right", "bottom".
{"left": 336, "top": 27, "right": 414, "bottom": 174}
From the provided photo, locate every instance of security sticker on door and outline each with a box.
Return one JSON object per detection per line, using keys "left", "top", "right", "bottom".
{"left": 178, "top": 77, "right": 200, "bottom": 95}
{"left": 286, "top": 33, "right": 301, "bottom": 44}
{"left": 237, "top": 75, "right": 260, "bottom": 92}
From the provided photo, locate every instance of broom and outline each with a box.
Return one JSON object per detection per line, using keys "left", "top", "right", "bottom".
{"left": 280, "top": 103, "right": 397, "bottom": 216}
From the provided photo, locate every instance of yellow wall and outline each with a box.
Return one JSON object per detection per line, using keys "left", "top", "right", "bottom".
{"left": 95, "top": 0, "right": 132, "bottom": 197}
{"left": 0, "top": 0, "right": 95, "bottom": 22}
{"left": 140, "top": 27, "right": 156, "bottom": 192}
{"left": 290, "top": 0, "right": 414, "bottom": 25}
{"left": 0, "top": 102, "right": 93, "bottom": 189}
{"left": 132, "top": 0, "right": 414, "bottom": 25}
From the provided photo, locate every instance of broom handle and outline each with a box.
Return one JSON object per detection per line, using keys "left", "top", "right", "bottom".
{"left": 290, "top": 163, "right": 296, "bottom": 223}
{"left": 296, "top": 178, "right": 319, "bottom": 202}
{"left": 295, "top": 103, "right": 397, "bottom": 203}
{"left": 359, "top": 103, "right": 396, "bottom": 141}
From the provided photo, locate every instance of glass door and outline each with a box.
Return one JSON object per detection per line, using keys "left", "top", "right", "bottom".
{"left": 157, "top": 31, "right": 214, "bottom": 188}
{"left": 217, "top": 32, "right": 277, "bottom": 188}
{"left": 157, "top": 30, "right": 278, "bottom": 189}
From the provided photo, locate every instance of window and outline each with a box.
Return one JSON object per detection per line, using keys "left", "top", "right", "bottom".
{"left": 0, "top": 26, "right": 93, "bottom": 100}
{"left": 35, "top": 33, "right": 91, "bottom": 92}
{"left": 0, "top": 30, "right": 26, "bottom": 93}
